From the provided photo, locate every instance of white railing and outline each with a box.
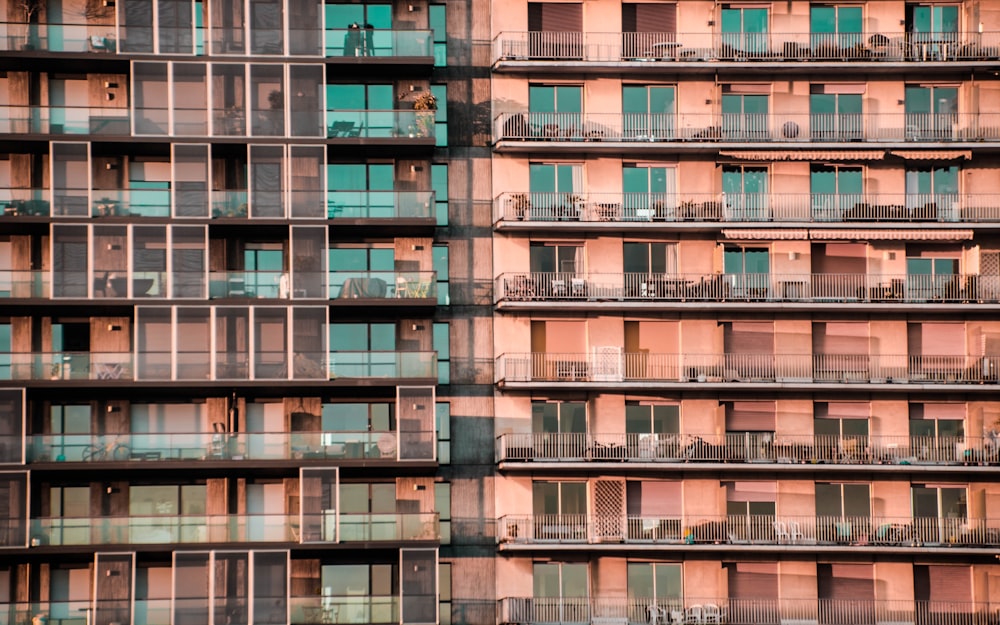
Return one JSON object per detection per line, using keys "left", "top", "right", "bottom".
{"left": 495, "top": 352, "right": 1000, "bottom": 384}
{"left": 494, "top": 112, "right": 1000, "bottom": 144}
{"left": 493, "top": 191, "right": 1000, "bottom": 223}
{"left": 495, "top": 272, "right": 998, "bottom": 304}
{"left": 496, "top": 433, "right": 1000, "bottom": 465}
{"left": 497, "top": 513, "right": 1000, "bottom": 547}
{"left": 493, "top": 30, "right": 1000, "bottom": 64}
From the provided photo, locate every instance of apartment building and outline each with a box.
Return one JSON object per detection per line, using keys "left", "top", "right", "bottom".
{"left": 0, "top": 0, "right": 498, "bottom": 623}
{"left": 491, "top": 2, "right": 1000, "bottom": 625}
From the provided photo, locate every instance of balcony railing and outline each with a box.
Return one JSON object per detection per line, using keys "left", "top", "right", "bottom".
{"left": 493, "top": 192, "right": 1000, "bottom": 224}
{"left": 326, "top": 110, "right": 435, "bottom": 140}
{"left": 497, "top": 513, "right": 999, "bottom": 547}
{"left": 494, "top": 112, "right": 1000, "bottom": 144}
{"left": 493, "top": 30, "right": 1000, "bottom": 64}
{"left": 330, "top": 271, "right": 437, "bottom": 300}
{"left": 325, "top": 28, "right": 433, "bottom": 58}
{"left": 29, "top": 512, "right": 438, "bottom": 546}
{"left": 496, "top": 433, "right": 1000, "bottom": 466}
{"left": 291, "top": 595, "right": 399, "bottom": 625}
{"left": 496, "top": 272, "right": 997, "bottom": 304}
{"left": 28, "top": 429, "right": 438, "bottom": 463}
{"left": 328, "top": 190, "right": 436, "bottom": 220}
{"left": 498, "top": 597, "right": 1000, "bottom": 625}
{"left": 329, "top": 351, "right": 438, "bottom": 380}
{"left": 495, "top": 352, "right": 1000, "bottom": 385}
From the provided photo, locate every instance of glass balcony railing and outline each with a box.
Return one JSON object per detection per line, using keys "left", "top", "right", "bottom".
{"left": 0, "top": 352, "right": 132, "bottom": 381}
{"left": 329, "top": 351, "right": 437, "bottom": 380}
{"left": 493, "top": 30, "right": 1000, "bottom": 64}
{"left": 91, "top": 189, "right": 171, "bottom": 217}
{"left": 0, "top": 22, "right": 118, "bottom": 53}
{"left": 325, "top": 28, "right": 432, "bottom": 58}
{"left": 326, "top": 110, "right": 436, "bottom": 140}
{"left": 498, "top": 597, "right": 998, "bottom": 625}
{"left": 28, "top": 512, "right": 438, "bottom": 546}
{"left": 290, "top": 595, "right": 399, "bottom": 625}
{"left": 498, "top": 514, "right": 997, "bottom": 547}
{"left": 328, "top": 190, "right": 435, "bottom": 220}
{"left": 494, "top": 112, "right": 1000, "bottom": 144}
{"left": 493, "top": 192, "right": 1000, "bottom": 223}
{"left": 330, "top": 271, "right": 437, "bottom": 300}
{"left": 495, "top": 272, "right": 994, "bottom": 304}
{"left": 496, "top": 433, "right": 1000, "bottom": 466}
{"left": 0, "top": 105, "right": 130, "bottom": 135}
{"left": 28, "top": 430, "right": 437, "bottom": 463}
{"left": 495, "top": 353, "right": 1000, "bottom": 385}
{"left": 0, "top": 188, "right": 49, "bottom": 216}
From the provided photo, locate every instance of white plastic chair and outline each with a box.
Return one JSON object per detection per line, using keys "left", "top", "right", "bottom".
{"left": 684, "top": 605, "right": 703, "bottom": 625}
{"left": 702, "top": 604, "right": 722, "bottom": 625}
{"left": 773, "top": 520, "right": 791, "bottom": 543}
{"left": 789, "top": 520, "right": 805, "bottom": 543}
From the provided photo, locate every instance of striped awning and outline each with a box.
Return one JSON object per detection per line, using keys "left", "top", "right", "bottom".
{"left": 809, "top": 229, "right": 974, "bottom": 241}
{"left": 719, "top": 150, "right": 885, "bottom": 161}
{"left": 722, "top": 229, "right": 809, "bottom": 240}
{"left": 890, "top": 150, "right": 972, "bottom": 160}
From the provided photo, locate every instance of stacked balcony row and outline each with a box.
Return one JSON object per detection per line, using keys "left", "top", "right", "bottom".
{"left": 0, "top": 549, "right": 441, "bottom": 625}
{"left": 0, "top": 0, "right": 444, "bottom": 60}
{"left": 0, "top": 388, "right": 443, "bottom": 465}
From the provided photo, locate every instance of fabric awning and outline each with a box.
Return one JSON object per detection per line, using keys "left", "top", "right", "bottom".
{"left": 719, "top": 150, "right": 885, "bottom": 161}
{"left": 890, "top": 150, "right": 972, "bottom": 160}
{"left": 722, "top": 228, "right": 809, "bottom": 240}
{"left": 809, "top": 229, "right": 974, "bottom": 241}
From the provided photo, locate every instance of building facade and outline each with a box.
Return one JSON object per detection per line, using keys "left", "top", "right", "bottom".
{"left": 0, "top": 0, "right": 497, "bottom": 623}
{"left": 491, "top": 1, "right": 1000, "bottom": 624}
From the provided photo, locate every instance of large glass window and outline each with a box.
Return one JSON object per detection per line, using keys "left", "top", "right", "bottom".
{"left": 622, "top": 164, "right": 674, "bottom": 220}
{"left": 622, "top": 85, "right": 675, "bottom": 139}
{"left": 816, "top": 483, "right": 870, "bottom": 518}
{"left": 329, "top": 322, "right": 397, "bottom": 377}
{"left": 810, "top": 5, "right": 863, "bottom": 49}
{"left": 627, "top": 563, "right": 682, "bottom": 608}
{"left": 721, "top": 6, "right": 768, "bottom": 55}
{"left": 529, "top": 242, "right": 582, "bottom": 275}
{"left": 721, "top": 92, "right": 769, "bottom": 140}
{"left": 326, "top": 3, "right": 392, "bottom": 56}
{"left": 722, "top": 165, "right": 769, "bottom": 220}
{"left": 905, "top": 85, "right": 958, "bottom": 139}
{"left": 432, "top": 164, "right": 448, "bottom": 226}
{"left": 430, "top": 4, "right": 447, "bottom": 66}
{"left": 906, "top": 4, "right": 959, "bottom": 41}
{"left": 912, "top": 484, "right": 966, "bottom": 544}
{"left": 810, "top": 88, "right": 862, "bottom": 140}
{"left": 328, "top": 163, "right": 394, "bottom": 219}
{"left": 529, "top": 163, "right": 581, "bottom": 220}
{"left": 320, "top": 563, "right": 397, "bottom": 625}
{"left": 528, "top": 85, "right": 582, "bottom": 135}
{"left": 623, "top": 242, "right": 676, "bottom": 275}
{"left": 810, "top": 165, "right": 862, "bottom": 216}
{"left": 905, "top": 165, "right": 958, "bottom": 212}
{"left": 326, "top": 84, "right": 394, "bottom": 138}
{"left": 533, "top": 562, "right": 588, "bottom": 625}
{"left": 625, "top": 403, "right": 679, "bottom": 434}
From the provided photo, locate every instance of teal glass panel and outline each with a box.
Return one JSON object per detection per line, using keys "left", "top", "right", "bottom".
{"left": 810, "top": 93, "right": 836, "bottom": 115}
{"left": 622, "top": 167, "right": 648, "bottom": 193}
{"left": 369, "top": 248, "right": 394, "bottom": 271}
{"left": 432, "top": 164, "right": 448, "bottom": 226}
{"left": 556, "top": 86, "right": 581, "bottom": 113}
{"left": 655, "top": 564, "right": 682, "bottom": 599}
{"left": 810, "top": 6, "right": 835, "bottom": 34}
{"left": 529, "top": 164, "right": 556, "bottom": 193}
{"left": 529, "top": 86, "right": 555, "bottom": 113}
{"left": 367, "top": 85, "right": 393, "bottom": 109}
{"left": 0, "top": 325, "right": 8, "bottom": 379}
{"left": 430, "top": 4, "right": 447, "bottom": 66}
{"left": 905, "top": 86, "right": 931, "bottom": 114}
{"left": 434, "top": 322, "right": 449, "bottom": 384}
{"left": 838, "top": 94, "right": 862, "bottom": 114}
{"left": 934, "top": 165, "right": 958, "bottom": 193}
{"left": 328, "top": 249, "right": 366, "bottom": 271}
{"left": 369, "top": 323, "right": 395, "bottom": 350}
{"left": 745, "top": 249, "right": 769, "bottom": 273}
{"left": 327, "top": 85, "right": 365, "bottom": 109}
{"left": 649, "top": 87, "right": 674, "bottom": 114}
{"left": 838, "top": 168, "right": 862, "bottom": 194}
{"left": 721, "top": 8, "right": 742, "bottom": 33}
{"left": 431, "top": 84, "right": 447, "bottom": 147}
{"left": 328, "top": 164, "right": 366, "bottom": 189}
{"left": 839, "top": 7, "right": 862, "bottom": 32}
{"left": 723, "top": 249, "right": 744, "bottom": 274}
{"left": 810, "top": 166, "right": 837, "bottom": 194}
{"left": 330, "top": 323, "right": 368, "bottom": 350}
{"left": 623, "top": 86, "right": 648, "bottom": 114}
{"left": 368, "top": 164, "right": 394, "bottom": 190}
{"left": 627, "top": 564, "right": 653, "bottom": 597}
{"left": 743, "top": 94, "right": 768, "bottom": 114}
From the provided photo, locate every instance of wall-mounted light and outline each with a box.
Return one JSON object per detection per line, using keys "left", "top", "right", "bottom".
{"left": 102, "top": 0, "right": 115, "bottom": 7}
{"left": 884, "top": 251, "right": 896, "bottom": 260}
{"left": 411, "top": 244, "right": 424, "bottom": 251}
{"left": 413, "top": 484, "right": 426, "bottom": 491}
{"left": 107, "top": 404, "right": 120, "bottom": 413}
{"left": 411, "top": 323, "right": 423, "bottom": 331}
{"left": 105, "top": 162, "right": 118, "bottom": 170}
{"left": 897, "top": 99, "right": 905, "bottom": 105}
{"left": 788, "top": 251, "right": 799, "bottom": 260}
{"left": 107, "top": 324, "right": 122, "bottom": 331}
{"left": 705, "top": 99, "right": 712, "bottom": 105}
{"left": 410, "top": 165, "right": 423, "bottom": 173}
{"left": 104, "top": 81, "right": 118, "bottom": 89}
{"left": 707, "top": 20, "right": 715, "bottom": 26}
{"left": 106, "top": 486, "right": 120, "bottom": 494}
{"left": 105, "top": 93, "right": 115, "bottom": 101}
{"left": 408, "top": 4, "right": 417, "bottom": 11}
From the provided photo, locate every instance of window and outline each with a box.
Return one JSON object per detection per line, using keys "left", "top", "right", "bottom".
{"left": 909, "top": 404, "right": 965, "bottom": 464}
{"left": 724, "top": 247, "right": 770, "bottom": 297}
{"left": 906, "top": 255, "right": 958, "bottom": 300}
{"left": 244, "top": 242, "right": 284, "bottom": 298}
{"left": 432, "top": 164, "right": 448, "bottom": 226}
{"left": 905, "top": 164, "right": 958, "bottom": 210}
{"left": 529, "top": 242, "right": 583, "bottom": 274}
{"left": 623, "top": 242, "right": 677, "bottom": 275}
{"left": 0, "top": 324, "right": 9, "bottom": 379}
{"left": 622, "top": 3, "right": 676, "bottom": 58}
{"left": 439, "top": 562, "right": 451, "bottom": 625}
{"left": 436, "top": 402, "right": 450, "bottom": 464}
{"left": 622, "top": 85, "right": 675, "bottom": 139}
{"left": 529, "top": 163, "right": 581, "bottom": 219}
{"left": 722, "top": 165, "right": 769, "bottom": 220}
{"left": 329, "top": 246, "right": 394, "bottom": 272}
{"left": 810, "top": 165, "right": 862, "bottom": 215}
{"left": 533, "top": 562, "right": 588, "bottom": 602}
{"left": 328, "top": 163, "right": 395, "bottom": 219}
{"left": 326, "top": 3, "right": 392, "bottom": 56}
{"left": 435, "top": 483, "right": 451, "bottom": 544}
{"left": 329, "top": 323, "right": 397, "bottom": 377}
{"left": 321, "top": 402, "right": 393, "bottom": 432}
{"left": 622, "top": 164, "right": 675, "bottom": 219}
{"left": 905, "top": 85, "right": 958, "bottom": 138}
{"left": 340, "top": 482, "right": 396, "bottom": 540}
{"left": 532, "top": 401, "right": 586, "bottom": 433}
{"left": 721, "top": 6, "right": 768, "bottom": 55}
{"left": 430, "top": 4, "right": 447, "bottom": 66}
{"left": 906, "top": 4, "right": 959, "bottom": 40}
{"left": 326, "top": 84, "right": 395, "bottom": 138}
{"left": 533, "top": 481, "right": 587, "bottom": 515}
{"left": 809, "top": 86, "right": 863, "bottom": 140}
{"left": 627, "top": 562, "right": 682, "bottom": 607}
{"left": 321, "top": 563, "right": 397, "bottom": 623}
{"left": 529, "top": 85, "right": 582, "bottom": 133}
{"left": 430, "top": 85, "right": 447, "bottom": 147}
{"left": 434, "top": 322, "right": 449, "bottom": 384}
{"left": 721, "top": 90, "right": 769, "bottom": 140}
{"left": 810, "top": 5, "right": 862, "bottom": 49}
{"left": 912, "top": 484, "right": 966, "bottom": 544}
{"left": 433, "top": 244, "right": 449, "bottom": 305}
{"left": 625, "top": 403, "right": 678, "bottom": 434}
{"left": 816, "top": 483, "right": 870, "bottom": 518}
{"left": 814, "top": 403, "right": 869, "bottom": 440}
{"left": 527, "top": 3, "right": 583, "bottom": 59}
{"left": 725, "top": 481, "right": 776, "bottom": 516}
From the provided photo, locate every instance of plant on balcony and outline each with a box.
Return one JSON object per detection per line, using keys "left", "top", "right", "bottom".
{"left": 412, "top": 91, "right": 437, "bottom": 137}
{"left": 15, "top": 0, "right": 44, "bottom": 49}
{"left": 509, "top": 193, "right": 531, "bottom": 220}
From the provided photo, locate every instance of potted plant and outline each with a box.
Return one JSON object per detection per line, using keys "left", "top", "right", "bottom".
{"left": 15, "top": 0, "right": 44, "bottom": 50}
{"left": 411, "top": 91, "right": 437, "bottom": 137}
{"left": 509, "top": 193, "right": 530, "bottom": 220}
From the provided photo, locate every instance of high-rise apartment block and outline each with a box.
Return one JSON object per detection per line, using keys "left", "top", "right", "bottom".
{"left": 491, "top": 2, "right": 1000, "bottom": 625}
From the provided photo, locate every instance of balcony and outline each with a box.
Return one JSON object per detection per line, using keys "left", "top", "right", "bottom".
{"left": 330, "top": 271, "right": 437, "bottom": 302}
{"left": 28, "top": 429, "right": 438, "bottom": 464}
{"left": 492, "top": 30, "right": 1000, "bottom": 70}
{"left": 328, "top": 190, "right": 436, "bottom": 223}
{"left": 28, "top": 512, "right": 438, "bottom": 546}
{"left": 495, "top": 272, "right": 997, "bottom": 308}
{"left": 498, "top": 597, "right": 999, "bottom": 625}
{"left": 496, "top": 433, "right": 1000, "bottom": 467}
{"left": 492, "top": 192, "right": 1000, "bottom": 228}
{"left": 495, "top": 353, "right": 1000, "bottom": 388}
{"left": 328, "top": 351, "right": 437, "bottom": 381}
{"left": 325, "top": 28, "right": 433, "bottom": 63}
{"left": 497, "top": 513, "right": 999, "bottom": 549}
{"left": 326, "top": 110, "right": 436, "bottom": 145}
{"left": 493, "top": 112, "right": 1000, "bottom": 151}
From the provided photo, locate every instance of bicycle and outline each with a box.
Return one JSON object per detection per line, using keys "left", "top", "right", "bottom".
{"left": 81, "top": 438, "right": 131, "bottom": 462}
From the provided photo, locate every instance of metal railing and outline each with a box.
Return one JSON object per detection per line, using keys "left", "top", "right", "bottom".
{"left": 497, "top": 513, "right": 1000, "bottom": 547}
{"left": 326, "top": 110, "right": 436, "bottom": 139}
{"left": 494, "top": 112, "right": 1000, "bottom": 144}
{"left": 498, "top": 596, "right": 1000, "bottom": 625}
{"left": 495, "top": 272, "right": 999, "bottom": 304}
{"left": 493, "top": 192, "right": 999, "bottom": 223}
{"left": 29, "top": 512, "right": 438, "bottom": 546}
{"left": 495, "top": 352, "right": 1000, "bottom": 385}
{"left": 493, "top": 30, "right": 1000, "bottom": 64}
{"left": 496, "top": 433, "right": 1000, "bottom": 466}
{"left": 28, "top": 429, "right": 438, "bottom": 463}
